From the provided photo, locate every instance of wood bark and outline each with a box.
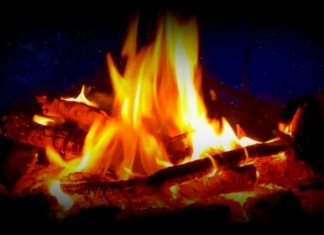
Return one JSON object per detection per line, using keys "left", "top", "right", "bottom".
{"left": 0, "top": 114, "right": 86, "bottom": 158}
{"left": 147, "top": 139, "right": 288, "bottom": 185}
{"left": 36, "top": 95, "right": 109, "bottom": 129}
{"left": 59, "top": 165, "right": 257, "bottom": 198}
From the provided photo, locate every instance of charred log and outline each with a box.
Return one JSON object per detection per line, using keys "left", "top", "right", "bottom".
{"left": 58, "top": 165, "right": 257, "bottom": 207}
{"left": 162, "top": 132, "right": 193, "bottom": 164}
{"left": 288, "top": 101, "right": 324, "bottom": 172}
{"left": 0, "top": 114, "right": 86, "bottom": 159}
{"left": 147, "top": 140, "right": 288, "bottom": 185}
{"left": 0, "top": 113, "right": 193, "bottom": 163}
{"left": 36, "top": 95, "right": 109, "bottom": 129}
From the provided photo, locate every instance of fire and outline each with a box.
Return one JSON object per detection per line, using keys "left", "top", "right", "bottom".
{"left": 45, "top": 11, "right": 261, "bottom": 207}
{"left": 61, "top": 84, "right": 98, "bottom": 108}
{"left": 48, "top": 180, "right": 73, "bottom": 211}
{"left": 33, "top": 114, "right": 65, "bottom": 126}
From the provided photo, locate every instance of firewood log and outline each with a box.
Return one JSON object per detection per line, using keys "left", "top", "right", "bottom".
{"left": 162, "top": 132, "right": 192, "bottom": 164}
{"left": 290, "top": 103, "right": 307, "bottom": 142}
{"left": 0, "top": 114, "right": 86, "bottom": 158}
{"left": 57, "top": 165, "right": 257, "bottom": 213}
{"left": 59, "top": 165, "right": 257, "bottom": 197}
{"left": 36, "top": 95, "right": 109, "bottom": 129}
{"left": 147, "top": 139, "right": 288, "bottom": 185}
{"left": 0, "top": 113, "right": 193, "bottom": 163}
{"left": 278, "top": 93, "right": 324, "bottom": 172}
{"left": 8, "top": 132, "right": 284, "bottom": 191}
{"left": 289, "top": 102, "right": 324, "bottom": 172}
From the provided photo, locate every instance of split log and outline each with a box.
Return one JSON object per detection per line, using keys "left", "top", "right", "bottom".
{"left": 0, "top": 114, "right": 86, "bottom": 159}
{"left": 147, "top": 140, "right": 288, "bottom": 185}
{"left": 36, "top": 95, "right": 109, "bottom": 129}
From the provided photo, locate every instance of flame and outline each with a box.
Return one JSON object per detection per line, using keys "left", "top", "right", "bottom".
{"left": 61, "top": 85, "right": 98, "bottom": 108}
{"left": 278, "top": 121, "right": 291, "bottom": 134}
{"left": 45, "top": 11, "right": 262, "bottom": 188}
{"left": 105, "top": 11, "right": 259, "bottom": 172}
{"left": 33, "top": 114, "right": 65, "bottom": 126}
{"left": 48, "top": 180, "right": 73, "bottom": 211}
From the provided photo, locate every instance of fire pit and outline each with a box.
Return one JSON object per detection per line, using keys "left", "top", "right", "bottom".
{"left": 1, "top": 9, "right": 324, "bottom": 232}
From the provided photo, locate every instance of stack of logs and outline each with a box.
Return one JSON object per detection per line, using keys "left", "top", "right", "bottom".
{"left": 0, "top": 86, "right": 324, "bottom": 230}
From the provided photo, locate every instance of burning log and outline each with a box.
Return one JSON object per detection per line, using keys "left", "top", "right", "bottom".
{"left": 0, "top": 114, "right": 86, "bottom": 159}
{"left": 0, "top": 113, "right": 193, "bottom": 163}
{"left": 36, "top": 95, "right": 109, "bottom": 129}
{"left": 57, "top": 165, "right": 257, "bottom": 213}
{"left": 15, "top": 163, "right": 256, "bottom": 206}
{"left": 147, "top": 140, "right": 288, "bottom": 185}
{"left": 162, "top": 132, "right": 192, "bottom": 164}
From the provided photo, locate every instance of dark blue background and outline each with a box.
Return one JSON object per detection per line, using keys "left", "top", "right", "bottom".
{"left": 1, "top": 5, "right": 323, "bottom": 111}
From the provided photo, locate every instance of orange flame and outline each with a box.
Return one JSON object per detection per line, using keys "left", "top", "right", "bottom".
{"left": 33, "top": 114, "right": 65, "bottom": 126}
{"left": 61, "top": 85, "right": 98, "bottom": 108}
{"left": 46, "top": 11, "right": 261, "bottom": 193}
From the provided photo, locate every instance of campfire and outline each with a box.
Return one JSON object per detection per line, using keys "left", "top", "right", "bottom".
{"left": 1, "top": 10, "right": 324, "bottom": 231}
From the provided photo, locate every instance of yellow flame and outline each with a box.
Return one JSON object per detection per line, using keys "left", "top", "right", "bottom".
{"left": 278, "top": 121, "right": 291, "bottom": 134}
{"left": 222, "top": 191, "right": 258, "bottom": 206}
{"left": 45, "top": 11, "right": 262, "bottom": 184}
{"left": 61, "top": 85, "right": 98, "bottom": 108}
{"left": 33, "top": 114, "right": 65, "bottom": 126}
{"left": 169, "top": 185, "right": 179, "bottom": 199}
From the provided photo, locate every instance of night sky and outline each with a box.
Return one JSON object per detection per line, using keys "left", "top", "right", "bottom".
{"left": 1, "top": 4, "right": 324, "bottom": 112}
